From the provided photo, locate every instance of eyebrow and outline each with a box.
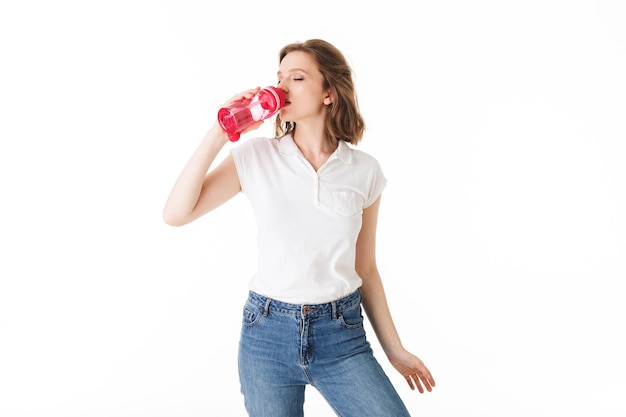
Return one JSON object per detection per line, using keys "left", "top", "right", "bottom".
{"left": 277, "top": 68, "right": 309, "bottom": 76}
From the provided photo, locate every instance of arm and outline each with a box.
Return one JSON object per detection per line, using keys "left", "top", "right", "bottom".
{"left": 355, "top": 195, "right": 436, "bottom": 393}
{"left": 163, "top": 89, "right": 261, "bottom": 226}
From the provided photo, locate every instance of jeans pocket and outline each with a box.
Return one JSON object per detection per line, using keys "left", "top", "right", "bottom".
{"left": 242, "top": 303, "right": 262, "bottom": 327}
{"left": 338, "top": 304, "right": 364, "bottom": 329}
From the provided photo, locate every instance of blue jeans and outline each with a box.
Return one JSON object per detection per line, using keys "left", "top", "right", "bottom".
{"left": 238, "top": 290, "right": 411, "bottom": 417}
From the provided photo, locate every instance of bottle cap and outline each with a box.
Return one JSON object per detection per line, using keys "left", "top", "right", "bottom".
{"left": 260, "top": 86, "right": 286, "bottom": 112}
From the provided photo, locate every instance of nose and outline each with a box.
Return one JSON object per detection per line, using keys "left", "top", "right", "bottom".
{"left": 277, "top": 77, "right": 289, "bottom": 91}
{"left": 277, "top": 86, "right": 288, "bottom": 104}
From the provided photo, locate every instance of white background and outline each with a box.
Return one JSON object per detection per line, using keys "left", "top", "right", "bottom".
{"left": 1, "top": 1, "right": 625, "bottom": 416}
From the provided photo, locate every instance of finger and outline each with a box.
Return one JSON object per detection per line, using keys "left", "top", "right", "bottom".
{"left": 405, "top": 374, "right": 425, "bottom": 392}
{"left": 418, "top": 372, "right": 435, "bottom": 392}
{"left": 412, "top": 375, "right": 425, "bottom": 393}
{"left": 225, "top": 88, "right": 261, "bottom": 106}
{"left": 424, "top": 371, "right": 435, "bottom": 390}
{"left": 241, "top": 88, "right": 260, "bottom": 98}
{"left": 405, "top": 375, "right": 415, "bottom": 390}
{"left": 406, "top": 372, "right": 435, "bottom": 393}
{"left": 242, "top": 119, "right": 264, "bottom": 134}
{"left": 428, "top": 375, "right": 436, "bottom": 389}
{"left": 240, "top": 87, "right": 261, "bottom": 98}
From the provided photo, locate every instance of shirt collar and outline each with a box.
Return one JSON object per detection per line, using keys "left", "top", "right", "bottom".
{"left": 278, "top": 134, "right": 352, "bottom": 164}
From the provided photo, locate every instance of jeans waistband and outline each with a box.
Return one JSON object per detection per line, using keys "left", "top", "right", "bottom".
{"left": 246, "top": 289, "right": 362, "bottom": 318}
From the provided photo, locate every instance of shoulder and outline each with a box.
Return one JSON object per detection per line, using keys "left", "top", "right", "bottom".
{"left": 352, "top": 148, "right": 381, "bottom": 165}
{"left": 232, "top": 136, "right": 275, "bottom": 150}
{"left": 342, "top": 142, "right": 384, "bottom": 172}
{"left": 340, "top": 142, "right": 387, "bottom": 205}
{"left": 231, "top": 136, "right": 277, "bottom": 157}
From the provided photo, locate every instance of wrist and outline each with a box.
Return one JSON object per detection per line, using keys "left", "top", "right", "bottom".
{"left": 382, "top": 342, "right": 406, "bottom": 360}
{"left": 206, "top": 124, "right": 230, "bottom": 145}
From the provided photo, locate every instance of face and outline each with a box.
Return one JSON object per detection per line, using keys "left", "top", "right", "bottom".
{"left": 277, "top": 51, "right": 332, "bottom": 123}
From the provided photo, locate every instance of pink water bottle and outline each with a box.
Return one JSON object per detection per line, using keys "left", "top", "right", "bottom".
{"left": 217, "top": 86, "right": 286, "bottom": 142}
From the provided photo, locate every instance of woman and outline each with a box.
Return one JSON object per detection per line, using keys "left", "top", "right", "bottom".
{"left": 163, "top": 38, "right": 435, "bottom": 417}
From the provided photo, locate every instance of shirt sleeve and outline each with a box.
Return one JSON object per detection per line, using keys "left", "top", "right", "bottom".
{"left": 230, "top": 137, "right": 257, "bottom": 195}
{"left": 364, "top": 157, "right": 387, "bottom": 208}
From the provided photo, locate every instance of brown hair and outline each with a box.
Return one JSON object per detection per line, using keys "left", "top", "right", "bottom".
{"left": 274, "top": 39, "right": 366, "bottom": 146}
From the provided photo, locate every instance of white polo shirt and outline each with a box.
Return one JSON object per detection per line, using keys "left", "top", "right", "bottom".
{"left": 231, "top": 134, "right": 387, "bottom": 304}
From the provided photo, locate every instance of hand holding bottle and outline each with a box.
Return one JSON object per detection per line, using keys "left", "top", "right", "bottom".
{"left": 217, "top": 86, "right": 286, "bottom": 142}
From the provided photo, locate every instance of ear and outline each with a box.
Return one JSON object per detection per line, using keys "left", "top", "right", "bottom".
{"left": 323, "top": 90, "right": 333, "bottom": 106}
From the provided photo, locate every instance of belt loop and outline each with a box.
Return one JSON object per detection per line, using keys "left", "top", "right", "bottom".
{"left": 331, "top": 300, "right": 338, "bottom": 320}
{"left": 263, "top": 297, "right": 271, "bottom": 317}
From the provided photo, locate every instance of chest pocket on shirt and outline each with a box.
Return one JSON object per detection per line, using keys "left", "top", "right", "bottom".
{"left": 332, "top": 191, "right": 362, "bottom": 217}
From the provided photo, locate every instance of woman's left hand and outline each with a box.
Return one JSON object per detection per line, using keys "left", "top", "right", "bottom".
{"left": 389, "top": 350, "right": 436, "bottom": 393}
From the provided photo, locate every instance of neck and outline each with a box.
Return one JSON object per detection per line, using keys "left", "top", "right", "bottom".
{"left": 292, "top": 125, "right": 338, "bottom": 171}
{"left": 292, "top": 124, "right": 336, "bottom": 155}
